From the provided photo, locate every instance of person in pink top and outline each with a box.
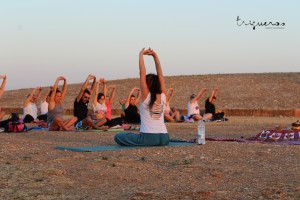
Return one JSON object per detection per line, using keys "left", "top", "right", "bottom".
{"left": 104, "top": 85, "right": 125, "bottom": 128}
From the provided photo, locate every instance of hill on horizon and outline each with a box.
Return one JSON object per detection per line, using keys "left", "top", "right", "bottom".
{"left": 1, "top": 73, "right": 299, "bottom": 114}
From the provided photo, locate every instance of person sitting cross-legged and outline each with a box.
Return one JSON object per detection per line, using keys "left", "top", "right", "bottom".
{"left": 73, "top": 74, "right": 96, "bottom": 129}
{"left": 114, "top": 48, "right": 170, "bottom": 146}
{"left": 164, "top": 88, "right": 182, "bottom": 122}
{"left": 22, "top": 87, "right": 42, "bottom": 123}
{"left": 124, "top": 87, "right": 141, "bottom": 124}
{"left": 47, "top": 76, "right": 77, "bottom": 131}
{"left": 205, "top": 88, "right": 227, "bottom": 121}
{"left": 187, "top": 88, "right": 212, "bottom": 122}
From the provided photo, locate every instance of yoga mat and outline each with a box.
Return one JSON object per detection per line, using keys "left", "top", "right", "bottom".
{"left": 29, "top": 127, "right": 48, "bottom": 131}
{"left": 55, "top": 142, "right": 194, "bottom": 152}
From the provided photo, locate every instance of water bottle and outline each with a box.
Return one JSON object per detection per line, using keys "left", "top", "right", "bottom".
{"left": 197, "top": 119, "right": 205, "bottom": 145}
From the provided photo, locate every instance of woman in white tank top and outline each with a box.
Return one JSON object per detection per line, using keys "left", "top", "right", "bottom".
{"left": 187, "top": 89, "right": 212, "bottom": 121}
{"left": 114, "top": 48, "right": 169, "bottom": 146}
{"left": 23, "top": 87, "right": 42, "bottom": 123}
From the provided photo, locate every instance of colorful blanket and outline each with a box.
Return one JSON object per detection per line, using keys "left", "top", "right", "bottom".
{"left": 171, "top": 130, "right": 300, "bottom": 145}
{"left": 249, "top": 129, "right": 299, "bottom": 142}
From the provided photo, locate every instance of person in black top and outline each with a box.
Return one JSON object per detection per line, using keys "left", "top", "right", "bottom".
{"left": 74, "top": 74, "right": 96, "bottom": 128}
{"left": 205, "top": 88, "right": 227, "bottom": 121}
{"left": 124, "top": 87, "right": 141, "bottom": 124}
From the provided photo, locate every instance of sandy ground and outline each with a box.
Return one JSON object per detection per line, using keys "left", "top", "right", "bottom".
{"left": 0, "top": 116, "right": 299, "bottom": 199}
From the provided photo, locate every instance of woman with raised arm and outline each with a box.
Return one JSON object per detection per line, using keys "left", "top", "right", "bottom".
{"left": 205, "top": 88, "right": 227, "bottom": 121}
{"left": 187, "top": 88, "right": 212, "bottom": 121}
{"left": 0, "top": 75, "right": 7, "bottom": 121}
{"left": 47, "top": 76, "right": 77, "bottom": 131}
{"left": 114, "top": 48, "right": 169, "bottom": 146}
{"left": 84, "top": 78, "right": 108, "bottom": 129}
{"left": 124, "top": 87, "right": 141, "bottom": 124}
{"left": 23, "top": 87, "right": 42, "bottom": 123}
{"left": 37, "top": 86, "right": 53, "bottom": 121}
{"left": 104, "top": 85, "right": 125, "bottom": 128}
{"left": 86, "top": 79, "right": 125, "bottom": 129}
{"left": 164, "top": 88, "right": 182, "bottom": 122}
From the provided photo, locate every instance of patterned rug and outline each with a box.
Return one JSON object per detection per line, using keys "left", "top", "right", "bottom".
{"left": 171, "top": 130, "right": 300, "bottom": 145}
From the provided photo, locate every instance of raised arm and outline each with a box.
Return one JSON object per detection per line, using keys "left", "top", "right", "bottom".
{"left": 213, "top": 88, "right": 218, "bottom": 97}
{"left": 93, "top": 80, "right": 100, "bottom": 108}
{"left": 99, "top": 78, "right": 107, "bottom": 99}
{"left": 107, "top": 85, "right": 116, "bottom": 104}
{"left": 60, "top": 77, "right": 67, "bottom": 100}
{"left": 89, "top": 75, "right": 97, "bottom": 94}
{"left": 42, "top": 87, "right": 53, "bottom": 102}
{"left": 76, "top": 74, "right": 96, "bottom": 102}
{"left": 135, "top": 88, "right": 141, "bottom": 105}
{"left": 49, "top": 76, "right": 64, "bottom": 110}
{"left": 209, "top": 88, "right": 218, "bottom": 103}
{"left": 139, "top": 48, "right": 149, "bottom": 100}
{"left": 35, "top": 87, "right": 42, "bottom": 103}
{"left": 0, "top": 75, "right": 7, "bottom": 98}
{"left": 24, "top": 87, "right": 38, "bottom": 107}
{"left": 195, "top": 88, "right": 208, "bottom": 102}
{"left": 167, "top": 88, "right": 174, "bottom": 103}
{"left": 125, "top": 87, "right": 139, "bottom": 109}
{"left": 149, "top": 49, "right": 167, "bottom": 95}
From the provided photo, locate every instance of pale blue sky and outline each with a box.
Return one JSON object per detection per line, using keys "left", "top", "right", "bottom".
{"left": 1, "top": 0, "right": 299, "bottom": 90}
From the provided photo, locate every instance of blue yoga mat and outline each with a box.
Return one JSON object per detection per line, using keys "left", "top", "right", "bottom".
{"left": 55, "top": 142, "right": 194, "bottom": 152}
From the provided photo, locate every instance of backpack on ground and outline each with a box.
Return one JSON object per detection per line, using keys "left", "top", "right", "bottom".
{"left": 5, "top": 113, "right": 27, "bottom": 133}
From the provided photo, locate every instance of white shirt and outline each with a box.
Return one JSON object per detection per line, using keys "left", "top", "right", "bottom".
{"left": 140, "top": 93, "right": 167, "bottom": 134}
{"left": 40, "top": 101, "right": 48, "bottom": 115}
{"left": 23, "top": 103, "right": 37, "bottom": 119}
{"left": 187, "top": 101, "right": 200, "bottom": 117}
{"left": 93, "top": 102, "right": 107, "bottom": 114}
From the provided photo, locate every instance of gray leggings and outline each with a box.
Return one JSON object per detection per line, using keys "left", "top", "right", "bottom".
{"left": 114, "top": 132, "right": 170, "bottom": 146}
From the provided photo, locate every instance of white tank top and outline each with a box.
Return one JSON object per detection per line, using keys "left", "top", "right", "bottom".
{"left": 93, "top": 102, "right": 107, "bottom": 115}
{"left": 23, "top": 103, "right": 37, "bottom": 119}
{"left": 187, "top": 101, "right": 200, "bottom": 117}
{"left": 40, "top": 101, "right": 48, "bottom": 115}
{"left": 140, "top": 93, "right": 167, "bottom": 134}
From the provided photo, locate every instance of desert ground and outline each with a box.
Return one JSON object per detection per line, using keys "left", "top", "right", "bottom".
{"left": 0, "top": 73, "right": 299, "bottom": 199}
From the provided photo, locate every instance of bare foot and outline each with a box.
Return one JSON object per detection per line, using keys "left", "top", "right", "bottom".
{"left": 67, "top": 126, "right": 76, "bottom": 131}
{"left": 99, "top": 126, "right": 109, "bottom": 130}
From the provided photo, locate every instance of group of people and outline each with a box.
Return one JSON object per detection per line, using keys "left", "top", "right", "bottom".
{"left": 0, "top": 48, "right": 226, "bottom": 146}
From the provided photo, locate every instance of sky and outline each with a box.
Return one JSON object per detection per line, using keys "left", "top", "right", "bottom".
{"left": 0, "top": 0, "right": 299, "bottom": 90}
